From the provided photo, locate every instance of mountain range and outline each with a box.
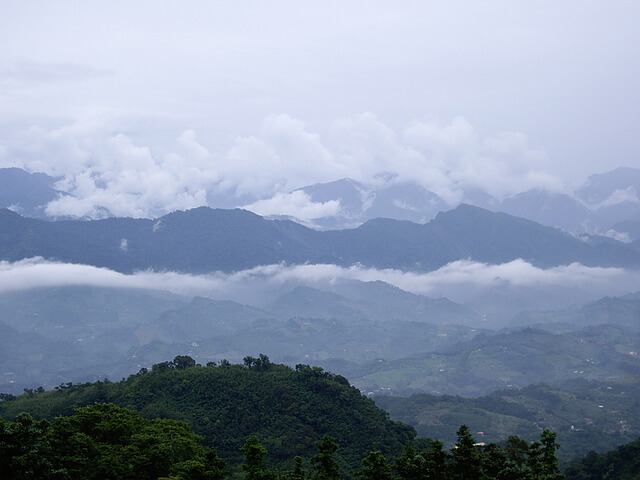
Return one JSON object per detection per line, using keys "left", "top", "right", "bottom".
{"left": 3, "top": 166, "right": 640, "bottom": 239}
{"left": 348, "top": 323, "right": 640, "bottom": 397}
{"left": 2, "top": 166, "right": 640, "bottom": 477}
{"left": 2, "top": 203, "right": 639, "bottom": 274}
{"left": 0, "top": 280, "right": 481, "bottom": 394}
{"left": 2, "top": 280, "right": 639, "bottom": 397}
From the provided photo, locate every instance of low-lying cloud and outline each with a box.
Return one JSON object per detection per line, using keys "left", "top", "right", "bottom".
{"left": 1, "top": 258, "right": 637, "bottom": 311}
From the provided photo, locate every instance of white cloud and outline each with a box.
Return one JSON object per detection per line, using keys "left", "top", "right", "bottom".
{"left": 0, "top": 112, "right": 563, "bottom": 219}
{"left": 25, "top": 128, "right": 221, "bottom": 218}
{"left": 0, "top": 258, "right": 636, "bottom": 309}
{"left": 1, "top": 2, "right": 639, "bottom": 186}
{"left": 177, "top": 129, "right": 210, "bottom": 160}
{"left": 223, "top": 114, "right": 344, "bottom": 198}
{"left": 404, "top": 118, "right": 559, "bottom": 199}
{"left": 599, "top": 230, "right": 633, "bottom": 244}
{"left": 243, "top": 190, "right": 342, "bottom": 222}
{"left": 595, "top": 187, "right": 639, "bottom": 209}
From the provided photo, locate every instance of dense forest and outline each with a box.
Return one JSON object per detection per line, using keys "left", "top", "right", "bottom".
{"left": 1, "top": 403, "right": 565, "bottom": 480}
{"left": 564, "top": 437, "right": 640, "bottom": 480}
{"left": 2, "top": 356, "right": 639, "bottom": 479}
{"left": 0, "top": 403, "right": 225, "bottom": 479}
{"left": 0, "top": 356, "right": 414, "bottom": 475}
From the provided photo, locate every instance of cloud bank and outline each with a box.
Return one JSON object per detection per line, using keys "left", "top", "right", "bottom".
{"left": 2, "top": 2, "right": 639, "bottom": 218}
{"left": 0, "top": 113, "right": 559, "bottom": 219}
{"left": 1, "top": 258, "right": 636, "bottom": 310}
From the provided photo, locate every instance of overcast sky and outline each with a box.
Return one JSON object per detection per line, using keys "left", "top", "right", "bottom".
{"left": 1, "top": 1, "right": 639, "bottom": 218}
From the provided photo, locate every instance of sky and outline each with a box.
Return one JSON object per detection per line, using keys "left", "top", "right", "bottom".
{"left": 1, "top": 1, "right": 639, "bottom": 219}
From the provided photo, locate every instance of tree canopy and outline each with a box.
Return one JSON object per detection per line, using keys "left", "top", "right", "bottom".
{"left": 0, "top": 403, "right": 225, "bottom": 480}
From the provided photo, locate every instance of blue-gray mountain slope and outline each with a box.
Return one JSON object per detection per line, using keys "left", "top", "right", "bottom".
{"left": 1, "top": 204, "right": 639, "bottom": 273}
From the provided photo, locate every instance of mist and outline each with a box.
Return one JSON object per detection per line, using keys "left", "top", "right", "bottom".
{"left": 2, "top": 258, "right": 638, "bottom": 319}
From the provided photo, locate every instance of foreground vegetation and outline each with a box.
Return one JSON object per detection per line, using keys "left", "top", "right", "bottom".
{"left": 565, "top": 437, "right": 640, "bottom": 480}
{"left": 0, "top": 402, "right": 564, "bottom": 480}
{"left": 4, "top": 356, "right": 640, "bottom": 479}
{"left": 0, "top": 403, "right": 225, "bottom": 480}
{"left": 0, "top": 356, "right": 414, "bottom": 474}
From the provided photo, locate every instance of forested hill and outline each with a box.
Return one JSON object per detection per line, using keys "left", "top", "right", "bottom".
{"left": 565, "top": 437, "right": 640, "bottom": 480}
{"left": 1, "top": 204, "right": 639, "bottom": 273}
{"left": 0, "top": 356, "right": 415, "bottom": 474}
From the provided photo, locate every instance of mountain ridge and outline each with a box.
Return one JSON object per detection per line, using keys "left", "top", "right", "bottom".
{"left": 4, "top": 167, "right": 640, "bottom": 238}
{"left": 2, "top": 204, "right": 639, "bottom": 274}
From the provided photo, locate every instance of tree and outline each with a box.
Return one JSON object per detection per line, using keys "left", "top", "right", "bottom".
{"left": 395, "top": 440, "right": 450, "bottom": 480}
{"left": 394, "top": 442, "right": 420, "bottom": 480}
{"left": 480, "top": 443, "right": 515, "bottom": 480}
{"left": 529, "top": 430, "right": 563, "bottom": 480}
{"left": 311, "top": 435, "right": 342, "bottom": 480}
{"left": 422, "top": 441, "right": 450, "bottom": 480}
{"left": 283, "top": 456, "right": 306, "bottom": 480}
{"left": 450, "top": 425, "right": 484, "bottom": 480}
{"left": 357, "top": 451, "right": 393, "bottom": 480}
{"left": 0, "top": 412, "right": 59, "bottom": 479}
{"left": 243, "top": 354, "right": 272, "bottom": 371}
{"left": 173, "top": 355, "right": 197, "bottom": 370}
{"left": 152, "top": 361, "right": 175, "bottom": 372}
{"left": 241, "top": 436, "right": 275, "bottom": 480}
{"left": 44, "top": 403, "right": 224, "bottom": 480}
{"left": 170, "top": 449, "right": 227, "bottom": 480}
{"left": 504, "top": 436, "right": 530, "bottom": 465}
{"left": 292, "top": 456, "right": 306, "bottom": 480}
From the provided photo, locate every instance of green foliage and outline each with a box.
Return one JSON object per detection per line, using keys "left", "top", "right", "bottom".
{"left": 356, "top": 451, "right": 393, "bottom": 480}
{"left": 0, "top": 358, "right": 415, "bottom": 475}
{"left": 240, "top": 436, "right": 277, "bottom": 480}
{"left": 174, "top": 355, "right": 198, "bottom": 370}
{"left": 311, "top": 435, "right": 342, "bottom": 480}
{"left": 0, "top": 403, "right": 224, "bottom": 480}
{"left": 450, "top": 425, "right": 484, "bottom": 480}
{"left": 394, "top": 440, "right": 450, "bottom": 480}
{"left": 152, "top": 355, "right": 198, "bottom": 372}
{"left": 0, "top": 400, "right": 569, "bottom": 480}
{"left": 287, "top": 456, "right": 306, "bottom": 480}
{"left": 565, "top": 437, "right": 640, "bottom": 480}
{"left": 0, "top": 412, "right": 59, "bottom": 479}
{"left": 390, "top": 427, "right": 563, "bottom": 480}
{"left": 243, "top": 354, "right": 272, "bottom": 371}
{"left": 0, "top": 356, "right": 578, "bottom": 479}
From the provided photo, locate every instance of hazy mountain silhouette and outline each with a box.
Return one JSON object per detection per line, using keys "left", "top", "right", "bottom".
{"left": 2, "top": 204, "right": 640, "bottom": 273}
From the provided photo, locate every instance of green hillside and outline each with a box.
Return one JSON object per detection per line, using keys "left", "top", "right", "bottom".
{"left": 350, "top": 325, "right": 640, "bottom": 396}
{"left": 375, "top": 378, "right": 640, "bottom": 465}
{"left": 0, "top": 285, "right": 481, "bottom": 395}
{"left": 565, "top": 436, "right": 640, "bottom": 480}
{"left": 0, "top": 356, "right": 415, "bottom": 475}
